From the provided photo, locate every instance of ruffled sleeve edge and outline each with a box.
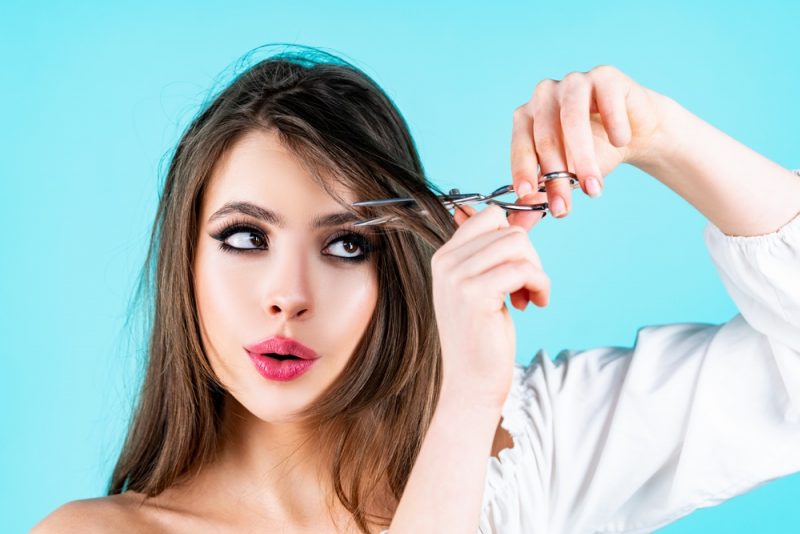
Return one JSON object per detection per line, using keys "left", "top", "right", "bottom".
{"left": 703, "top": 168, "right": 800, "bottom": 248}
{"left": 704, "top": 207, "right": 800, "bottom": 249}
{"left": 484, "top": 354, "right": 546, "bottom": 493}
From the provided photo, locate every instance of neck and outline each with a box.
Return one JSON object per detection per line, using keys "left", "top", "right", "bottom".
{"left": 156, "top": 394, "right": 394, "bottom": 531}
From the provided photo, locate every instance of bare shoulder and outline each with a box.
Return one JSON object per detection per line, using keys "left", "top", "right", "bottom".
{"left": 31, "top": 492, "right": 157, "bottom": 534}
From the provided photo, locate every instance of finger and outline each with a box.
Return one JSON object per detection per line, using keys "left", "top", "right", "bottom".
{"left": 531, "top": 80, "right": 572, "bottom": 218}
{"left": 560, "top": 75, "right": 604, "bottom": 198}
{"left": 469, "top": 259, "right": 551, "bottom": 308}
{"left": 449, "top": 227, "right": 543, "bottom": 280}
{"left": 506, "top": 189, "right": 548, "bottom": 231}
{"left": 454, "top": 204, "right": 478, "bottom": 227}
{"left": 510, "top": 105, "right": 540, "bottom": 198}
{"left": 510, "top": 287, "right": 531, "bottom": 311}
{"left": 444, "top": 204, "right": 508, "bottom": 251}
{"left": 591, "top": 67, "right": 632, "bottom": 147}
{"left": 446, "top": 227, "right": 541, "bottom": 276}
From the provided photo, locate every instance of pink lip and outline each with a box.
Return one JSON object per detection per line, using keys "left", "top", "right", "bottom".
{"left": 244, "top": 336, "right": 320, "bottom": 382}
{"left": 244, "top": 336, "right": 319, "bottom": 360}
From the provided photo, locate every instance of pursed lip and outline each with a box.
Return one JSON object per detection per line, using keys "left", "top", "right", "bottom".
{"left": 244, "top": 336, "right": 319, "bottom": 360}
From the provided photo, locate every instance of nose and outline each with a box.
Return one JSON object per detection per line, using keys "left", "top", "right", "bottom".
{"left": 261, "top": 250, "right": 314, "bottom": 321}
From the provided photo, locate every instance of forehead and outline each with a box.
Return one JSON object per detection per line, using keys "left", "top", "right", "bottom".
{"left": 201, "top": 129, "right": 354, "bottom": 218}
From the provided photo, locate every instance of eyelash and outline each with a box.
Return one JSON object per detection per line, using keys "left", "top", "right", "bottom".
{"left": 209, "top": 218, "right": 376, "bottom": 264}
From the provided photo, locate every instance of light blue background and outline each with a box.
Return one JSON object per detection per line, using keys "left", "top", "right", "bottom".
{"left": 2, "top": 1, "right": 799, "bottom": 532}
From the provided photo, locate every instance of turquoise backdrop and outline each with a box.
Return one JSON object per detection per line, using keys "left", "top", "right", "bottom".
{"left": 2, "top": 1, "right": 799, "bottom": 532}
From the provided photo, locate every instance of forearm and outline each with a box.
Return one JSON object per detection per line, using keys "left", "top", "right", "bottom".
{"left": 389, "top": 389, "right": 502, "bottom": 533}
{"left": 631, "top": 93, "right": 800, "bottom": 237}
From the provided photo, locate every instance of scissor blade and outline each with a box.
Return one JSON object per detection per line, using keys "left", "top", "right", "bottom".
{"left": 352, "top": 208, "right": 431, "bottom": 227}
{"left": 352, "top": 197, "right": 417, "bottom": 207}
{"left": 354, "top": 192, "right": 480, "bottom": 208}
{"left": 353, "top": 215, "right": 399, "bottom": 226}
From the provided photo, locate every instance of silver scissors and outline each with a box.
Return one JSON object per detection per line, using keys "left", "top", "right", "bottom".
{"left": 351, "top": 174, "right": 581, "bottom": 226}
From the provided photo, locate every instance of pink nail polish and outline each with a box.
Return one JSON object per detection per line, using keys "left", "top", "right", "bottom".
{"left": 586, "top": 177, "right": 602, "bottom": 198}
{"left": 550, "top": 196, "right": 566, "bottom": 216}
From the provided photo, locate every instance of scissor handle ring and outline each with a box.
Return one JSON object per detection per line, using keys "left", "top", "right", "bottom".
{"left": 537, "top": 174, "right": 581, "bottom": 193}
{"left": 486, "top": 199, "right": 548, "bottom": 212}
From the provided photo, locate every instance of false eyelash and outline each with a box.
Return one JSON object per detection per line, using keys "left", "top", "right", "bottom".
{"left": 210, "top": 217, "right": 267, "bottom": 255}
{"left": 325, "top": 228, "right": 377, "bottom": 263}
{"left": 209, "top": 217, "right": 379, "bottom": 263}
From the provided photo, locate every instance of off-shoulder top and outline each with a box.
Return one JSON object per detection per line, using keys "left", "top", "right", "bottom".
{"left": 386, "top": 170, "right": 800, "bottom": 533}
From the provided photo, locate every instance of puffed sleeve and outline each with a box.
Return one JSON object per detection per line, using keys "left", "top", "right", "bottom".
{"left": 479, "top": 197, "right": 800, "bottom": 533}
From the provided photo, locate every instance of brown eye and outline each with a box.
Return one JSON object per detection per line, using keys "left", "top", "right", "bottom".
{"left": 325, "top": 237, "right": 363, "bottom": 258}
{"left": 210, "top": 222, "right": 268, "bottom": 254}
{"left": 226, "top": 231, "right": 265, "bottom": 250}
{"left": 323, "top": 232, "right": 374, "bottom": 263}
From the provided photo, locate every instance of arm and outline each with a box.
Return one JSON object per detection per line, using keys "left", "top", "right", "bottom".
{"left": 508, "top": 65, "right": 800, "bottom": 238}
{"left": 631, "top": 93, "right": 800, "bottom": 237}
{"left": 386, "top": 190, "right": 552, "bottom": 530}
{"left": 496, "top": 66, "right": 800, "bottom": 533}
{"left": 544, "top": 212, "right": 800, "bottom": 532}
{"left": 388, "top": 390, "right": 503, "bottom": 533}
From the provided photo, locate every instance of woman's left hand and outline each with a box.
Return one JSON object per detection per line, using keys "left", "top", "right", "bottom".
{"left": 507, "top": 65, "right": 668, "bottom": 230}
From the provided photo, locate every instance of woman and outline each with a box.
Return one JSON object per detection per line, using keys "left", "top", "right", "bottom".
{"left": 33, "top": 46, "right": 800, "bottom": 533}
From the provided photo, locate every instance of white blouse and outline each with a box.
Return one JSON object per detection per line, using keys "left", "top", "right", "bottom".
{"left": 380, "top": 171, "right": 800, "bottom": 534}
{"left": 479, "top": 199, "right": 800, "bottom": 532}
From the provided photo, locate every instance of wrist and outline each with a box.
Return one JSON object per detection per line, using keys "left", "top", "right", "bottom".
{"left": 626, "top": 90, "right": 687, "bottom": 172}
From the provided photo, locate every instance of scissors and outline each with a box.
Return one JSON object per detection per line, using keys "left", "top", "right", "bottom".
{"left": 351, "top": 172, "right": 581, "bottom": 226}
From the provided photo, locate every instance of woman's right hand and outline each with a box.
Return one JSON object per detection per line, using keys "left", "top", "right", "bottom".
{"left": 431, "top": 204, "right": 550, "bottom": 408}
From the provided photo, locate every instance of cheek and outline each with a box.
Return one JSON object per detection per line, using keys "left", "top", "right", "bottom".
{"left": 319, "top": 266, "right": 379, "bottom": 341}
{"left": 193, "top": 247, "right": 259, "bottom": 377}
{"left": 193, "top": 242, "right": 379, "bottom": 388}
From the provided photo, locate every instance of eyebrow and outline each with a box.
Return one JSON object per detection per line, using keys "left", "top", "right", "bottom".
{"left": 207, "top": 201, "right": 360, "bottom": 229}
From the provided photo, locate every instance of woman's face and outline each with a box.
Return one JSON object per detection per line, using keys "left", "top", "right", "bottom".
{"left": 194, "top": 129, "right": 379, "bottom": 423}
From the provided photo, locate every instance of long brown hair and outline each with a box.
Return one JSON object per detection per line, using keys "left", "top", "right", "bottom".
{"left": 109, "top": 44, "right": 457, "bottom": 532}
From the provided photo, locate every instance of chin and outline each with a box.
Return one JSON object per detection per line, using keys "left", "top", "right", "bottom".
{"left": 234, "top": 386, "right": 317, "bottom": 423}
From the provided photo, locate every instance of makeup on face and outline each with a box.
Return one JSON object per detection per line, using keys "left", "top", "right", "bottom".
{"left": 194, "top": 130, "right": 380, "bottom": 408}
{"left": 202, "top": 201, "right": 381, "bottom": 386}
{"left": 244, "top": 336, "right": 320, "bottom": 382}
{"left": 207, "top": 201, "right": 380, "bottom": 264}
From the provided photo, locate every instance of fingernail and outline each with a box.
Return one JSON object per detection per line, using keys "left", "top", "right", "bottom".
{"left": 550, "top": 195, "right": 566, "bottom": 217}
{"left": 517, "top": 181, "right": 532, "bottom": 197}
{"left": 586, "top": 177, "right": 602, "bottom": 198}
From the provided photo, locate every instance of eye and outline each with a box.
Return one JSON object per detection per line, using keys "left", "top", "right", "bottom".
{"left": 210, "top": 222, "right": 267, "bottom": 254}
{"left": 323, "top": 232, "right": 371, "bottom": 262}
{"left": 226, "top": 230, "right": 266, "bottom": 250}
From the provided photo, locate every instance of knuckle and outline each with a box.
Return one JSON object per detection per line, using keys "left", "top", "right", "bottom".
{"left": 532, "top": 78, "right": 557, "bottom": 99}
{"left": 508, "top": 260, "right": 526, "bottom": 276}
{"left": 591, "top": 64, "right": 620, "bottom": 79}
{"left": 534, "top": 134, "right": 559, "bottom": 153}
{"left": 561, "top": 71, "right": 585, "bottom": 86}
{"left": 539, "top": 267, "right": 551, "bottom": 282}
{"left": 512, "top": 104, "right": 529, "bottom": 121}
